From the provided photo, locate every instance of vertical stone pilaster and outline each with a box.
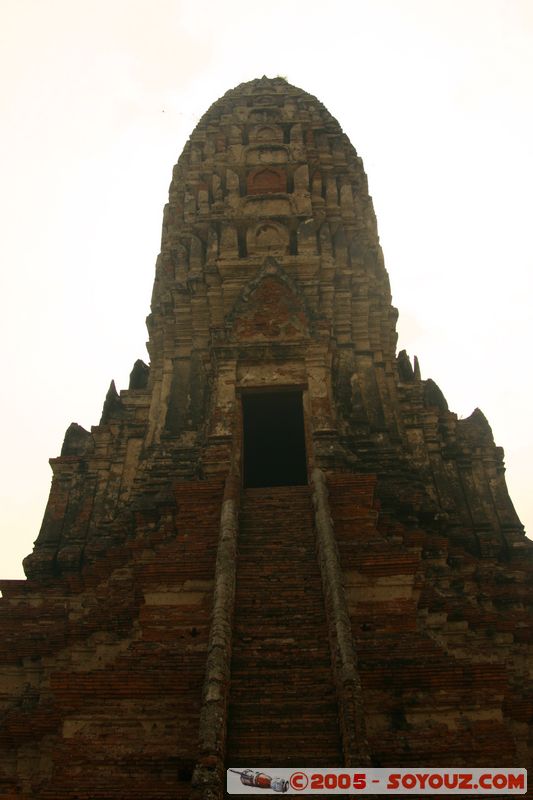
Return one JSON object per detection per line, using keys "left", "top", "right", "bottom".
{"left": 189, "top": 472, "right": 240, "bottom": 800}
{"left": 311, "top": 467, "right": 370, "bottom": 766}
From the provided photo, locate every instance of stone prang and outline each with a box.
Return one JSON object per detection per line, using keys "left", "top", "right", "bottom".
{"left": 0, "top": 77, "right": 531, "bottom": 800}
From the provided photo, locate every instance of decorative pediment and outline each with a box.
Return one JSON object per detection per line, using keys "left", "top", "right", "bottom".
{"left": 227, "top": 258, "right": 312, "bottom": 342}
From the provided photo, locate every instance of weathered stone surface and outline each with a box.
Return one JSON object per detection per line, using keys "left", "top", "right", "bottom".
{"left": 1, "top": 76, "right": 531, "bottom": 798}
{"left": 129, "top": 359, "right": 150, "bottom": 390}
{"left": 1, "top": 479, "right": 223, "bottom": 798}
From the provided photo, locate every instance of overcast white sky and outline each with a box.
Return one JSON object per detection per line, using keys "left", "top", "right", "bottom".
{"left": 1, "top": 0, "right": 531, "bottom": 579}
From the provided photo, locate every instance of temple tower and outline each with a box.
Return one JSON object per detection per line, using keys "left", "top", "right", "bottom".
{"left": 1, "top": 77, "right": 531, "bottom": 799}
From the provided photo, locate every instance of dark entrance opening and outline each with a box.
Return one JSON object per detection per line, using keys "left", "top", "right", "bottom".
{"left": 242, "top": 391, "right": 308, "bottom": 488}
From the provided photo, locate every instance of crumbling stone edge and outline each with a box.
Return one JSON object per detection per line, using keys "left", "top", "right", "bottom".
{"left": 311, "top": 467, "right": 371, "bottom": 766}
{"left": 189, "top": 473, "right": 240, "bottom": 800}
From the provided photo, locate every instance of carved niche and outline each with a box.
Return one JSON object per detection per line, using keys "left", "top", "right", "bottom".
{"left": 247, "top": 222, "right": 289, "bottom": 255}
{"left": 247, "top": 167, "right": 287, "bottom": 195}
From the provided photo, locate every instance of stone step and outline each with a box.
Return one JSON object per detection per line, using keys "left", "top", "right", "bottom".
{"left": 227, "top": 485, "right": 342, "bottom": 767}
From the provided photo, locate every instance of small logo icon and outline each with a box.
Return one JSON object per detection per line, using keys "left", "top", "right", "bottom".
{"left": 229, "top": 769, "right": 289, "bottom": 793}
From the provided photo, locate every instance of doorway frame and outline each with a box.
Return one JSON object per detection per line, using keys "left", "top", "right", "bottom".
{"left": 236, "top": 383, "right": 313, "bottom": 489}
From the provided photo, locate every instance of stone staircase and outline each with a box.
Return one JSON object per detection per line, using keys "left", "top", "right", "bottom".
{"left": 226, "top": 485, "right": 342, "bottom": 769}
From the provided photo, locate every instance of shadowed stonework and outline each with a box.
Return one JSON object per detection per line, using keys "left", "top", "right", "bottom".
{"left": 0, "top": 77, "right": 531, "bottom": 799}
